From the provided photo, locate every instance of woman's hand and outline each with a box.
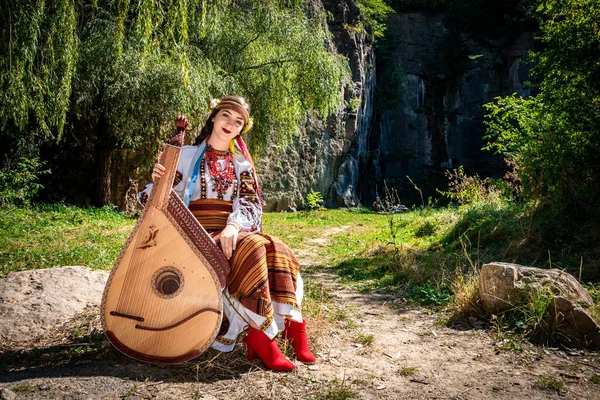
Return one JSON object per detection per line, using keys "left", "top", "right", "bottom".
{"left": 151, "top": 152, "right": 165, "bottom": 181}
{"left": 214, "top": 224, "right": 239, "bottom": 260}
{"left": 176, "top": 115, "right": 188, "bottom": 132}
{"left": 152, "top": 116, "right": 187, "bottom": 181}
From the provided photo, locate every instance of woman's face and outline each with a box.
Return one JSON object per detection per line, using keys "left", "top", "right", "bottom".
{"left": 211, "top": 109, "right": 245, "bottom": 141}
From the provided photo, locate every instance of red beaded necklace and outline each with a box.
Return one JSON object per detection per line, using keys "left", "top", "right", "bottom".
{"left": 204, "top": 143, "right": 236, "bottom": 200}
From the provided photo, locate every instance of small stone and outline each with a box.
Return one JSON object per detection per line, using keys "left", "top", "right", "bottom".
{"left": 0, "top": 388, "right": 16, "bottom": 400}
{"left": 308, "top": 365, "right": 319, "bottom": 371}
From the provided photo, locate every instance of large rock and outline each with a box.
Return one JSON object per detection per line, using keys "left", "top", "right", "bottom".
{"left": 479, "top": 262, "right": 593, "bottom": 313}
{"left": 0, "top": 266, "right": 108, "bottom": 343}
{"left": 479, "top": 262, "right": 600, "bottom": 349}
{"left": 545, "top": 296, "right": 600, "bottom": 350}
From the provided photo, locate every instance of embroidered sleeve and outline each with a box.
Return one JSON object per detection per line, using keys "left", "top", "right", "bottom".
{"left": 228, "top": 167, "right": 262, "bottom": 232}
{"left": 137, "top": 169, "right": 185, "bottom": 207}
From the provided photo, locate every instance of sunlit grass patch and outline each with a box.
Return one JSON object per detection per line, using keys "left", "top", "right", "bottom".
{"left": 534, "top": 376, "right": 564, "bottom": 392}
{"left": 0, "top": 204, "right": 135, "bottom": 274}
{"left": 318, "top": 376, "right": 358, "bottom": 400}
{"left": 352, "top": 333, "right": 374, "bottom": 346}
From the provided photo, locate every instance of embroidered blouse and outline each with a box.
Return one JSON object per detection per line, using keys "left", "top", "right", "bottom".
{"left": 137, "top": 145, "right": 262, "bottom": 232}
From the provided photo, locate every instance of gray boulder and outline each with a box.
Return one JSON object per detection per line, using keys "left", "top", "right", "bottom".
{"left": 0, "top": 388, "right": 16, "bottom": 400}
{"left": 545, "top": 296, "right": 600, "bottom": 350}
{"left": 479, "top": 262, "right": 593, "bottom": 312}
{"left": 479, "top": 262, "right": 600, "bottom": 349}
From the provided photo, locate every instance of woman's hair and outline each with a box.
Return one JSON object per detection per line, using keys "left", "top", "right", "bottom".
{"left": 193, "top": 95, "right": 251, "bottom": 146}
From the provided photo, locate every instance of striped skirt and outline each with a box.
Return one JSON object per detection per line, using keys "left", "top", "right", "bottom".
{"left": 189, "top": 199, "right": 302, "bottom": 349}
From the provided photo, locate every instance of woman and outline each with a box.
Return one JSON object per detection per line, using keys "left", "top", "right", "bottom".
{"left": 139, "top": 96, "right": 315, "bottom": 371}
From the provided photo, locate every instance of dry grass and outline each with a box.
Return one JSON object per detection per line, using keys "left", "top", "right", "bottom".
{"left": 448, "top": 272, "right": 483, "bottom": 321}
{"left": 397, "top": 366, "right": 420, "bottom": 376}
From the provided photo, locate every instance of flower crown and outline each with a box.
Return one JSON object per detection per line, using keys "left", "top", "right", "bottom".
{"left": 209, "top": 98, "right": 253, "bottom": 134}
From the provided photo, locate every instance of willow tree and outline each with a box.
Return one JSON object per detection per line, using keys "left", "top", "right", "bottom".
{"left": 0, "top": 0, "right": 78, "bottom": 164}
{"left": 1, "top": 0, "right": 348, "bottom": 206}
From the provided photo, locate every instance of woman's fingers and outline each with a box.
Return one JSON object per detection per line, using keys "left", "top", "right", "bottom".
{"left": 151, "top": 163, "right": 166, "bottom": 181}
{"left": 219, "top": 234, "right": 237, "bottom": 260}
{"left": 176, "top": 115, "right": 188, "bottom": 131}
{"left": 222, "top": 236, "right": 232, "bottom": 259}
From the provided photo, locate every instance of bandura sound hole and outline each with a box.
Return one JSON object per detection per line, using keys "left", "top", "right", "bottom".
{"left": 157, "top": 271, "right": 180, "bottom": 295}
{"left": 152, "top": 266, "right": 184, "bottom": 298}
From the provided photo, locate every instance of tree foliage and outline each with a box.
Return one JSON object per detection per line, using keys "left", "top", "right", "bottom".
{"left": 351, "top": 0, "right": 394, "bottom": 39}
{"left": 0, "top": 0, "right": 78, "bottom": 160}
{"left": 0, "top": 0, "right": 349, "bottom": 204}
{"left": 484, "top": 0, "right": 600, "bottom": 217}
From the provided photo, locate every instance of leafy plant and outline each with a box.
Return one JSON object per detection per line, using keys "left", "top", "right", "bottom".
{"left": 409, "top": 282, "right": 452, "bottom": 306}
{"left": 534, "top": 376, "right": 564, "bottom": 392}
{"left": 439, "top": 166, "right": 505, "bottom": 206}
{"left": 351, "top": 0, "right": 394, "bottom": 39}
{"left": 491, "top": 286, "right": 555, "bottom": 340}
{"left": 306, "top": 189, "right": 325, "bottom": 211}
{"left": 0, "top": 157, "right": 50, "bottom": 206}
{"left": 346, "top": 97, "right": 361, "bottom": 112}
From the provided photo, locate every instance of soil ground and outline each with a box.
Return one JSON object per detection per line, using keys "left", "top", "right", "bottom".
{"left": 2, "top": 237, "right": 600, "bottom": 399}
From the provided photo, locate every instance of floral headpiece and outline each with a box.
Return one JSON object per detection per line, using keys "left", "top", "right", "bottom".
{"left": 209, "top": 98, "right": 253, "bottom": 134}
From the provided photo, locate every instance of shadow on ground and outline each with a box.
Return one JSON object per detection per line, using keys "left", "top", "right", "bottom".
{"left": 0, "top": 336, "right": 254, "bottom": 384}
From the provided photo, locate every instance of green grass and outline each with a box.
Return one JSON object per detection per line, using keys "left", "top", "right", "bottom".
{"left": 318, "top": 377, "right": 358, "bottom": 400}
{"left": 0, "top": 204, "right": 135, "bottom": 274}
{"left": 3, "top": 201, "right": 599, "bottom": 327}
{"left": 352, "top": 333, "right": 374, "bottom": 346}
{"left": 0, "top": 203, "right": 525, "bottom": 303}
{"left": 534, "top": 376, "right": 564, "bottom": 392}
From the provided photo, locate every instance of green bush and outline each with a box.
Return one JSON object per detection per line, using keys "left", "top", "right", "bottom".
{"left": 305, "top": 189, "right": 325, "bottom": 211}
{"left": 484, "top": 0, "right": 600, "bottom": 219}
{"left": 439, "top": 165, "right": 507, "bottom": 206}
{"left": 409, "top": 281, "right": 452, "bottom": 306}
{"left": 0, "top": 157, "right": 50, "bottom": 206}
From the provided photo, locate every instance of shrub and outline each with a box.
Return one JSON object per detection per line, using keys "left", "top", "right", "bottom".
{"left": 0, "top": 157, "right": 50, "bottom": 206}
{"left": 305, "top": 189, "right": 325, "bottom": 211}
{"left": 440, "top": 166, "right": 505, "bottom": 206}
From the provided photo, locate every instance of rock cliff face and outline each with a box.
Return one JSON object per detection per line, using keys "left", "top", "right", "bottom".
{"left": 363, "top": 13, "right": 535, "bottom": 204}
{"left": 260, "top": 6, "right": 536, "bottom": 211}
{"left": 258, "top": 0, "right": 375, "bottom": 211}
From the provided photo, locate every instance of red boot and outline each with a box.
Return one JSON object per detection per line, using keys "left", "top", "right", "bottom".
{"left": 282, "top": 319, "right": 316, "bottom": 364}
{"left": 244, "top": 327, "right": 295, "bottom": 371}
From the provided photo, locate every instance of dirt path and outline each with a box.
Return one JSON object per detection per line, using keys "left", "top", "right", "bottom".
{"left": 1, "top": 232, "right": 600, "bottom": 399}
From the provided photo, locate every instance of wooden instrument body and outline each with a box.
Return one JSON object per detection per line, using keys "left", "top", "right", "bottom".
{"left": 101, "top": 140, "right": 230, "bottom": 364}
